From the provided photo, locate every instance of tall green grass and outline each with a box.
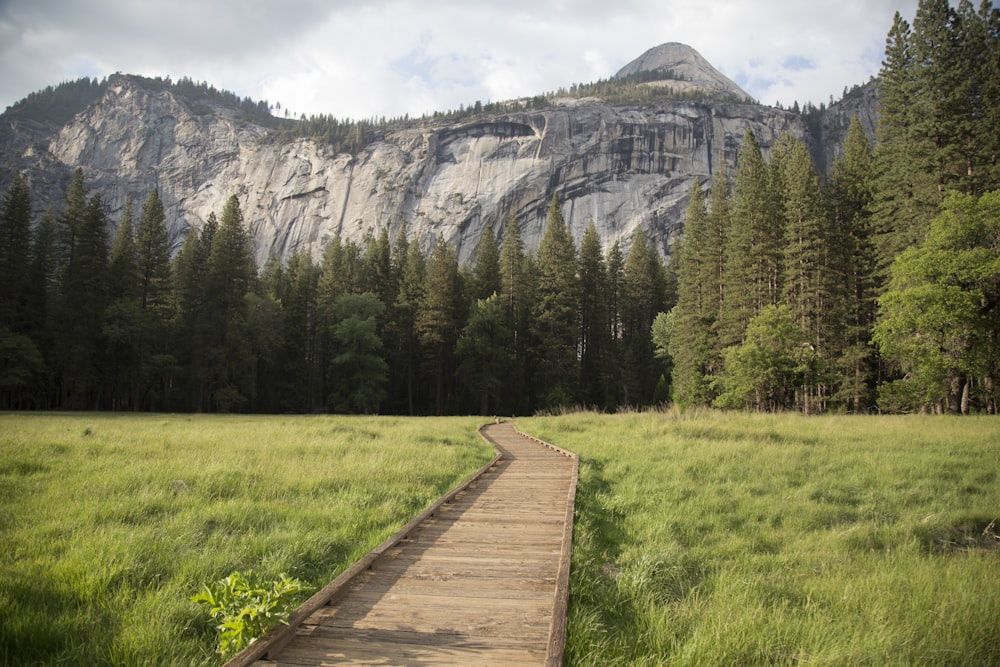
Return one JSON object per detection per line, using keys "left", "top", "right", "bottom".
{"left": 0, "top": 413, "right": 493, "bottom": 666}
{"left": 522, "top": 410, "right": 999, "bottom": 666}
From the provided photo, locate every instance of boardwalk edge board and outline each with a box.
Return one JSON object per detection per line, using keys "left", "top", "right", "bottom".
{"left": 223, "top": 421, "right": 578, "bottom": 667}
{"left": 514, "top": 426, "right": 580, "bottom": 667}
{"left": 512, "top": 424, "right": 580, "bottom": 667}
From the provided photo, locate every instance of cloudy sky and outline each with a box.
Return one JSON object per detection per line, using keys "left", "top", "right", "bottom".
{"left": 1, "top": 0, "right": 919, "bottom": 120}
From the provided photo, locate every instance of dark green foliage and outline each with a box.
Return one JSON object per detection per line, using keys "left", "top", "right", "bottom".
{"left": 328, "top": 293, "right": 389, "bottom": 414}
{"left": 578, "top": 221, "right": 610, "bottom": 408}
{"left": 3, "top": 77, "right": 105, "bottom": 125}
{"left": 718, "top": 130, "right": 782, "bottom": 349}
{"left": 532, "top": 195, "right": 580, "bottom": 408}
{"left": 205, "top": 196, "right": 257, "bottom": 412}
{"left": 669, "top": 177, "right": 721, "bottom": 406}
{"left": 714, "top": 305, "right": 810, "bottom": 411}
{"left": 0, "top": 172, "right": 32, "bottom": 328}
{"left": 873, "top": 190, "right": 1000, "bottom": 413}
{"left": 497, "top": 213, "right": 534, "bottom": 414}
{"left": 56, "top": 192, "right": 110, "bottom": 409}
{"left": 625, "top": 232, "right": 672, "bottom": 403}
{"left": 470, "top": 226, "right": 501, "bottom": 302}
{"left": 457, "top": 293, "right": 512, "bottom": 415}
{"left": 830, "top": 118, "right": 878, "bottom": 411}
{"left": 418, "top": 236, "right": 461, "bottom": 414}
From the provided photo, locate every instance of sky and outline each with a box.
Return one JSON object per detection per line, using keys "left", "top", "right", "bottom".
{"left": 0, "top": 0, "right": 921, "bottom": 120}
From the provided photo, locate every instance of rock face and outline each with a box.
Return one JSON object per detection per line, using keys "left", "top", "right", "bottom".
{"left": 0, "top": 47, "right": 873, "bottom": 266}
{"left": 614, "top": 42, "right": 753, "bottom": 102}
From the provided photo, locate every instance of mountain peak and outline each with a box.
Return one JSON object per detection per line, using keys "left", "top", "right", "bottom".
{"left": 614, "top": 42, "right": 752, "bottom": 102}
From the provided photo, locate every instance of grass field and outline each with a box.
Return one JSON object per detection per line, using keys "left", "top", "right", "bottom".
{"left": 520, "top": 410, "right": 999, "bottom": 666}
{"left": 0, "top": 413, "right": 493, "bottom": 665}
{"left": 2, "top": 411, "right": 997, "bottom": 665}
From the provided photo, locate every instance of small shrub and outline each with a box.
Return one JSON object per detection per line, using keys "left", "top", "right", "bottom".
{"left": 191, "top": 570, "right": 307, "bottom": 660}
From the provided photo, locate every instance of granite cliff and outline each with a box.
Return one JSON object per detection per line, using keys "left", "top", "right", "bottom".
{"left": 0, "top": 43, "right": 874, "bottom": 265}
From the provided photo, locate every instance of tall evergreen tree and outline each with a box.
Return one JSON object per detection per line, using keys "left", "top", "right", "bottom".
{"left": 328, "top": 293, "right": 388, "bottom": 414}
{"left": 621, "top": 231, "right": 668, "bottom": 405}
{"left": 362, "top": 228, "right": 396, "bottom": 320}
{"left": 669, "top": 178, "right": 718, "bottom": 406}
{"left": 577, "top": 220, "right": 608, "bottom": 407}
{"left": 133, "top": 190, "right": 174, "bottom": 409}
{"left": 103, "top": 198, "right": 141, "bottom": 409}
{"left": 0, "top": 173, "right": 41, "bottom": 407}
{"left": 873, "top": 11, "right": 924, "bottom": 281}
{"left": 532, "top": 194, "right": 579, "bottom": 408}
{"left": 719, "top": 130, "right": 783, "bottom": 348}
{"left": 205, "top": 195, "right": 256, "bottom": 411}
{"left": 393, "top": 235, "right": 426, "bottom": 414}
{"left": 418, "top": 235, "right": 460, "bottom": 414}
{"left": 171, "top": 215, "right": 216, "bottom": 411}
{"left": 57, "top": 194, "right": 110, "bottom": 408}
{"left": 56, "top": 168, "right": 87, "bottom": 270}
{"left": 776, "top": 134, "right": 834, "bottom": 412}
{"left": 499, "top": 212, "right": 530, "bottom": 412}
{"left": 457, "top": 293, "right": 512, "bottom": 415}
{"left": 604, "top": 240, "right": 626, "bottom": 407}
{"left": 830, "top": 118, "right": 878, "bottom": 410}
{"left": 24, "top": 210, "right": 58, "bottom": 407}
{"left": 0, "top": 172, "right": 32, "bottom": 330}
{"left": 471, "top": 225, "right": 501, "bottom": 301}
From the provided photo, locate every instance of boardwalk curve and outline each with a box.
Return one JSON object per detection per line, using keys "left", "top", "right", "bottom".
{"left": 226, "top": 421, "right": 578, "bottom": 667}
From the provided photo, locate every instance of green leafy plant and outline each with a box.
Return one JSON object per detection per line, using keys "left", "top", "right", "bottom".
{"left": 192, "top": 570, "right": 307, "bottom": 660}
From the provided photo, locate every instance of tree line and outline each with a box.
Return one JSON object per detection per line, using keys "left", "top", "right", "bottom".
{"left": 0, "top": 172, "right": 673, "bottom": 414}
{"left": 662, "top": 0, "right": 999, "bottom": 414}
{"left": 2, "top": 0, "right": 996, "bottom": 416}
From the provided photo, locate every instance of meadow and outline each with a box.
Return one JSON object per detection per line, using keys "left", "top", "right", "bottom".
{"left": 1, "top": 411, "right": 997, "bottom": 666}
{"left": 0, "top": 413, "right": 493, "bottom": 665}
{"left": 521, "top": 410, "right": 999, "bottom": 666}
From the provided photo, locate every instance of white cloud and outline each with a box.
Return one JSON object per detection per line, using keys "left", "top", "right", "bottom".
{"left": 1, "top": 0, "right": 920, "bottom": 117}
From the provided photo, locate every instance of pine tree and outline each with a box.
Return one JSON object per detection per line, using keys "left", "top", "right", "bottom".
{"left": 0, "top": 172, "right": 33, "bottom": 330}
{"left": 669, "top": 177, "right": 719, "bottom": 406}
{"left": 24, "top": 210, "right": 57, "bottom": 407}
{"left": 205, "top": 195, "right": 256, "bottom": 411}
{"left": 104, "top": 198, "right": 141, "bottom": 409}
{"left": 577, "top": 220, "right": 608, "bottom": 407}
{"left": 328, "top": 293, "right": 388, "bottom": 414}
{"left": 57, "top": 193, "right": 110, "bottom": 408}
{"left": 362, "top": 228, "right": 395, "bottom": 317}
{"left": 134, "top": 190, "right": 174, "bottom": 409}
{"left": 57, "top": 168, "right": 87, "bottom": 270}
{"left": 872, "top": 11, "right": 925, "bottom": 281}
{"left": 471, "top": 225, "right": 501, "bottom": 302}
{"left": 604, "top": 240, "right": 626, "bottom": 407}
{"left": 621, "top": 231, "right": 668, "bottom": 406}
{"left": 532, "top": 194, "right": 579, "bottom": 408}
{"left": 776, "top": 134, "right": 833, "bottom": 413}
{"left": 393, "top": 235, "right": 426, "bottom": 414}
{"left": 718, "top": 130, "right": 783, "bottom": 348}
{"left": 499, "top": 212, "right": 529, "bottom": 412}
{"left": 171, "top": 214, "right": 217, "bottom": 411}
{"left": 418, "top": 235, "right": 459, "bottom": 414}
{"left": 0, "top": 173, "right": 41, "bottom": 407}
{"left": 457, "top": 293, "right": 512, "bottom": 415}
{"left": 267, "top": 250, "right": 320, "bottom": 412}
{"left": 830, "top": 118, "right": 878, "bottom": 410}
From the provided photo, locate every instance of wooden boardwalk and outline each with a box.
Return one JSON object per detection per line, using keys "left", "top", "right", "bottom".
{"left": 227, "top": 422, "right": 578, "bottom": 667}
